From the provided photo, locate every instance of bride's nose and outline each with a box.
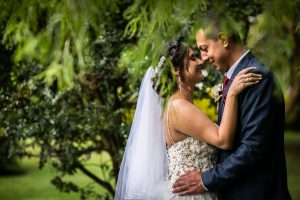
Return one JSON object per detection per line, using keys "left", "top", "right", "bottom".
{"left": 196, "top": 58, "right": 203, "bottom": 65}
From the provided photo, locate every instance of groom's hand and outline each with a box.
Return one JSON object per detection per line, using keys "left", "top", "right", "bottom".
{"left": 172, "top": 170, "right": 206, "bottom": 196}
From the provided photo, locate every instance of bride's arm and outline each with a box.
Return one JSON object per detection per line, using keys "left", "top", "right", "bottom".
{"left": 172, "top": 67, "right": 261, "bottom": 150}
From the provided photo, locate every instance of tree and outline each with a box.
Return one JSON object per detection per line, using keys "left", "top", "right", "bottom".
{"left": 0, "top": 44, "right": 21, "bottom": 175}
{"left": 247, "top": 0, "right": 300, "bottom": 127}
{"left": 0, "top": 0, "right": 136, "bottom": 198}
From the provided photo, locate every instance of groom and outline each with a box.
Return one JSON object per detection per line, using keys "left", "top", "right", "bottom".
{"left": 173, "top": 19, "right": 291, "bottom": 199}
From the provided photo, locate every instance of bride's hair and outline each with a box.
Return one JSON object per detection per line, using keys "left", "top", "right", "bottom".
{"left": 152, "top": 39, "right": 189, "bottom": 99}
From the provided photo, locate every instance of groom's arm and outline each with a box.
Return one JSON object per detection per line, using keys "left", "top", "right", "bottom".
{"left": 201, "top": 69, "right": 277, "bottom": 191}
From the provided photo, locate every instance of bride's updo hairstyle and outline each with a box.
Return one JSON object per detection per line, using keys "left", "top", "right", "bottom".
{"left": 152, "top": 39, "right": 189, "bottom": 99}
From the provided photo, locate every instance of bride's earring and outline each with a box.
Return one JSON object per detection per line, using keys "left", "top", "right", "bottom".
{"left": 178, "top": 76, "right": 182, "bottom": 92}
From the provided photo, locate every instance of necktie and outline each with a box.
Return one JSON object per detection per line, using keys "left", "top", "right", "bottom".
{"left": 222, "top": 76, "right": 229, "bottom": 94}
{"left": 222, "top": 76, "right": 229, "bottom": 104}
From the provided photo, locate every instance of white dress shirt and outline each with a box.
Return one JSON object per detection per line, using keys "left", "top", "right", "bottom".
{"left": 225, "top": 50, "right": 250, "bottom": 79}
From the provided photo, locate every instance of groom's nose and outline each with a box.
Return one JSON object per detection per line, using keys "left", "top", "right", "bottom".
{"left": 200, "top": 51, "right": 209, "bottom": 62}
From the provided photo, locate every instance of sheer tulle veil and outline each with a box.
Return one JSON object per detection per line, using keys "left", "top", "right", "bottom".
{"left": 114, "top": 67, "right": 171, "bottom": 200}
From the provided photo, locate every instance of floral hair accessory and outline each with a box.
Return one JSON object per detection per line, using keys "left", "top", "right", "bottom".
{"left": 151, "top": 56, "right": 166, "bottom": 92}
{"left": 154, "top": 56, "right": 166, "bottom": 74}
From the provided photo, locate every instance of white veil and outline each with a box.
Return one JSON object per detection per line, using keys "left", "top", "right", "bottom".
{"left": 114, "top": 67, "right": 170, "bottom": 200}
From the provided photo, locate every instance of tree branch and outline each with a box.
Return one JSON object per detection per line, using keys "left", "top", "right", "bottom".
{"left": 76, "top": 164, "right": 114, "bottom": 196}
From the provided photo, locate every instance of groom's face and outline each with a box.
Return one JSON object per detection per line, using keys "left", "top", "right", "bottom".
{"left": 196, "top": 30, "right": 230, "bottom": 73}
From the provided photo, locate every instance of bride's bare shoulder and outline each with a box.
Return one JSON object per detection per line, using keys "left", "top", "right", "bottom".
{"left": 168, "top": 98, "right": 194, "bottom": 113}
{"left": 169, "top": 98, "right": 188, "bottom": 106}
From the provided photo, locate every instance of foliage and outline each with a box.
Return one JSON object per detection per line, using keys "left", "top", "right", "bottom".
{"left": 0, "top": 0, "right": 123, "bottom": 90}
{"left": 247, "top": 0, "right": 300, "bottom": 126}
{"left": 194, "top": 98, "right": 217, "bottom": 122}
{"left": 120, "top": 0, "right": 264, "bottom": 78}
{"left": 0, "top": 0, "right": 300, "bottom": 199}
{"left": 0, "top": 0, "right": 135, "bottom": 198}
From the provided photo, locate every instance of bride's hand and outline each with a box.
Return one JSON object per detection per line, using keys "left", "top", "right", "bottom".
{"left": 229, "top": 67, "right": 262, "bottom": 96}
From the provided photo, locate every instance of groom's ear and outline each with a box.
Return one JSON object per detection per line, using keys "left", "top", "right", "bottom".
{"left": 218, "top": 32, "right": 229, "bottom": 48}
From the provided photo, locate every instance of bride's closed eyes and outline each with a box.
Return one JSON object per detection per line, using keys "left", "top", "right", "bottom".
{"left": 190, "top": 53, "right": 197, "bottom": 61}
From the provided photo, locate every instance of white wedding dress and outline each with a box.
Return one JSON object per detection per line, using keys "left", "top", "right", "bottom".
{"left": 115, "top": 67, "right": 219, "bottom": 200}
{"left": 165, "top": 137, "right": 219, "bottom": 200}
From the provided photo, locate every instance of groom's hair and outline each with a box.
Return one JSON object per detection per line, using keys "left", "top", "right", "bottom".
{"left": 199, "top": 12, "right": 243, "bottom": 45}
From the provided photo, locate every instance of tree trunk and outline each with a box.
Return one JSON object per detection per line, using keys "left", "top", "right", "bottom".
{"left": 285, "top": 27, "right": 300, "bottom": 119}
{"left": 285, "top": 80, "right": 300, "bottom": 117}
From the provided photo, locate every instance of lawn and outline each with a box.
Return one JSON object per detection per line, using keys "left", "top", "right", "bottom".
{"left": 0, "top": 131, "right": 299, "bottom": 200}
{"left": 0, "top": 157, "right": 80, "bottom": 200}
{"left": 285, "top": 130, "right": 300, "bottom": 199}
{"left": 0, "top": 152, "right": 113, "bottom": 200}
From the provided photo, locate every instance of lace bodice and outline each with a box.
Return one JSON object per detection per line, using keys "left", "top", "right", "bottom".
{"left": 167, "top": 137, "right": 218, "bottom": 199}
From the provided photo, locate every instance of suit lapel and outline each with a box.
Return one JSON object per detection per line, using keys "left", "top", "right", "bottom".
{"left": 218, "top": 52, "right": 255, "bottom": 122}
{"left": 230, "top": 52, "right": 255, "bottom": 81}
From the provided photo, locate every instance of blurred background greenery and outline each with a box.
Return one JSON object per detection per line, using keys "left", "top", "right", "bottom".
{"left": 0, "top": 0, "right": 299, "bottom": 199}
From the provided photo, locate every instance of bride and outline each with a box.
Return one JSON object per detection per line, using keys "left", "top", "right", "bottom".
{"left": 114, "top": 40, "right": 261, "bottom": 200}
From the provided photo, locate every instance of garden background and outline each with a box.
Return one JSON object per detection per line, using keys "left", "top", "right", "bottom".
{"left": 0, "top": 0, "right": 300, "bottom": 199}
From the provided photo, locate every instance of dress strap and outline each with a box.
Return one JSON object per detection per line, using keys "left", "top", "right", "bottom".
{"left": 167, "top": 104, "right": 176, "bottom": 145}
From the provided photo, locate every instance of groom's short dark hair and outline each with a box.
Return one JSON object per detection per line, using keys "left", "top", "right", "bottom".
{"left": 200, "top": 13, "right": 243, "bottom": 45}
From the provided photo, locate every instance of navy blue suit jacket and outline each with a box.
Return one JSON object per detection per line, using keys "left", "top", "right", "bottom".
{"left": 202, "top": 52, "right": 291, "bottom": 200}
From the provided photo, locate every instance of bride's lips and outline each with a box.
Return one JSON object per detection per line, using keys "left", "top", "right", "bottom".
{"left": 196, "top": 60, "right": 208, "bottom": 72}
{"left": 196, "top": 66, "right": 204, "bottom": 72}
{"left": 196, "top": 63, "right": 206, "bottom": 71}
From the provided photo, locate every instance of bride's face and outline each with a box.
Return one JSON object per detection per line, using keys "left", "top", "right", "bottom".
{"left": 182, "top": 48, "right": 205, "bottom": 84}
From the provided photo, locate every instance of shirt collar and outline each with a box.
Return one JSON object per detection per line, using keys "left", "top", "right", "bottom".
{"left": 225, "top": 50, "right": 250, "bottom": 79}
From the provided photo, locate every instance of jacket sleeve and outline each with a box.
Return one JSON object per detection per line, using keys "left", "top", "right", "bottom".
{"left": 202, "top": 70, "right": 277, "bottom": 191}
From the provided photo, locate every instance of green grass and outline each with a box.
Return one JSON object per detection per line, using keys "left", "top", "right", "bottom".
{"left": 285, "top": 130, "right": 300, "bottom": 200}
{"left": 0, "top": 157, "right": 80, "bottom": 200}
{"left": 0, "top": 131, "right": 299, "bottom": 200}
{"left": 0, "top": 152, "right": 114, "bottom": 200}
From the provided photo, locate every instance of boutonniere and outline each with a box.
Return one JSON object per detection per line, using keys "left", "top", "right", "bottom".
{"left": 212, "top": 83, "right": 222, "bottom": 102}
